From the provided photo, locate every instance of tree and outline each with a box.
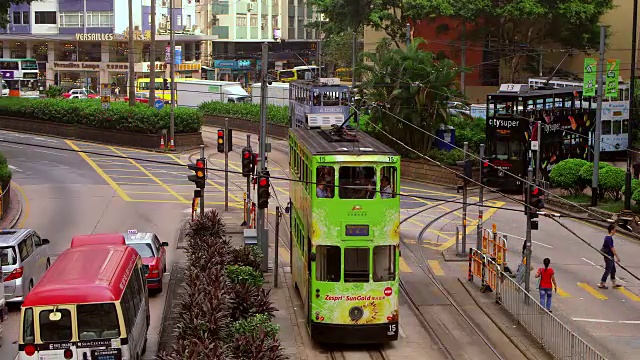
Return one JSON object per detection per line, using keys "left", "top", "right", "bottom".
{"left": 359, "top": 38, "right": 465, "bottom": 153}
{"left": 321, "top": 32, "right": 355, "bottom": 73}
{"left": 309, "top": 0, "right": 409, "bottom": 48}
{"left": 0, "top": 0, "right": 32, "bottom": 28}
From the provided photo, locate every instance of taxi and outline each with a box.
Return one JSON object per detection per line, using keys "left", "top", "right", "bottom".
{"left": 123, "top": 230, "right": 168, "bottom": 292}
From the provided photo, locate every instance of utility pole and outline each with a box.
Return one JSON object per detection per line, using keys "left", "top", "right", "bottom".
{"left": 128, "top": 0, "right": 135, "bottom": 106}
{"left": 406, "top": 23, "right": 411, "bottom": 47}
{"left": 524, "top": 167, "right": 533, "bottom": 293}
{"left": 224, "top": 118, "right": 229, "bottom": 211}
{"left": 460, "top": 22, "right": 466, "bottom": 94}
{"left": 257, "top": 43, "right": 269, "bottom": 272}
{"left": 274, "top": 206, "right": 281, "bottom": 288}
{"left": 246, "top": 134, "right": 252, "bottom": 222}
{"left": 592, "top": 25, "right": 605, "bottom": 207}
{"left": 169, "top": 0, "right": 176, "bottom": 149}
{"left": 149, "top": 0, "right": 157, "bottom": 104}
{"left": 477, "top": 144, "right": 485, "bottom": 251}
{"left": 461, "top": 141, "right": 469, "bottom": 254}
{"left": 352, "top": 29, "right": 357, "bottom": 88}
{"left": 536, "top": 120, "right": 542, "bottom": 181}
{"left": 625, "top": 0, "right": 638, "bottom": 210}
{"left": 200, "top": 145, "right": 205, "bottom": 217}
{"left": 317, "top": 17, "right": 322, "bottom": 73}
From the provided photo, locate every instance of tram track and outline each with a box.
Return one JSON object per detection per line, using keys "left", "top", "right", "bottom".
{"left": 398, "top": 194, "right": 508, "bottom": 360}
{"left": 328, "top": 347, "right": 389, "bottom": 360}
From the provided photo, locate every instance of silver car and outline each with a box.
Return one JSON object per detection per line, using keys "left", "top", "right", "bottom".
{"left": 0, "top": 229, "right": 51, "bottom": 303}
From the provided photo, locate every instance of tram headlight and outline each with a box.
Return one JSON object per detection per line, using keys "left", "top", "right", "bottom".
{"left": 349, "top": 306, "right": 364, "bottom": 321}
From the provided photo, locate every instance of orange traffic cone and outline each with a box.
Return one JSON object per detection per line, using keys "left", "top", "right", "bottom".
{"left": 160, "top": 136, "right": 165, "bottom": 149}
{"left": 169, "top": 138, "right": 175, "bottom": 149}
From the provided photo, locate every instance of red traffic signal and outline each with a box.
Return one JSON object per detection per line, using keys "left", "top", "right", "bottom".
{"left": 196, "top": 160, "right": 204, "bottom": 168}
{"left": 243, "top": 152, "right": 251, "bottom": 159}
{"left": 531, "top": 187, "right": 539, "bottom": 195}
{"left": 259, "top": 178, "right": 268, "bottom": 187}
{"left": 217, "top": 130, "right": 224, "bottom": 137}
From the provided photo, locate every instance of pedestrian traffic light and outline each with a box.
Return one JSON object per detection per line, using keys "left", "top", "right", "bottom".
{"left": 528, "top": 185, "right": 544, "bottom": 219}
{"left": 481, "top": 158, "right": 490, "bottom": 185}
{"left": 463, "top": 159, "right": 472, "bottom": 180}
{"left": 188, "top": 158, "right": 206, "bottom": 189}
{"left": 163, "top": 78, "right": 168, "bottom": 89}
{"left": 257, "top": 171, "right": 270, "bottom": 209}
{"left": 241, "top": 148, "right": 253, "bottom": 177}
{"left": 217, "top": 129, "right": 224, "bottom": 153}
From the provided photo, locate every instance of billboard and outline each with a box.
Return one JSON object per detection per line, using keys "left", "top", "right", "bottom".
{"left": 112, "top": 0, "right": 197, "bottom": 40}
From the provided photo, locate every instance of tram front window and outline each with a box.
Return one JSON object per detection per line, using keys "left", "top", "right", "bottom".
{"left": 339, "top": 166, "right": 376, "bottom": 199}
{"left": 495, "top": 140, "right": 522, "bottom": 160}
{"left": 344, "top": 247, "right": 370, "bottom": 283}
{"left": 316, "top": 245, "right": 341, "bottom": 282}
{"left": 373, "top": 245, "right": 396, "bottom": 282}
{"left": 602, "top": 120, "right": 612, "bottom": 135}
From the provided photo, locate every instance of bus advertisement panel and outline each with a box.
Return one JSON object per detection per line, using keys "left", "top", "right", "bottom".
{"left": 0, "top": 59, "right": 39, "bottom": 97}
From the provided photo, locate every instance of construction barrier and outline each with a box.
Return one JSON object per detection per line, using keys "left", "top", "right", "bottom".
{"left": 468, "top": 248, "right": 485, "bottom": 285}
{"left": 250, "top": 202, "right": 256, "bottom": 229}
{"left": 481, "top": 224, "right": 508, "bottom": 266}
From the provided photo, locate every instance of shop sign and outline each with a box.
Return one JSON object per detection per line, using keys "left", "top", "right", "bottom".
{"left": 106, "top": 63, "right": 129, "bottom": 71}
{"left": 75, "top": 33, "right": 115, "bottom": 41}
{"left": 177, "top": 63, "right": 201, "bottom": 71}
{"left": 214, "top": 60, "right": 236, "bottom": 68}
{"left": 53, "top": 62, "right": 100, "bottom": 70}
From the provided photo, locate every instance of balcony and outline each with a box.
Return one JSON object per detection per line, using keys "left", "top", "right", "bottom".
{"left": 211, "top": 26, "right": 229, "bottom": 39}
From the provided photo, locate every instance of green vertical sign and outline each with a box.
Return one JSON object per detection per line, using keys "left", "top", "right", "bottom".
{"left": 583, "top": 58, "right": 597, "bottom": 97}
{"left": 605, "top": 59, "right": 620, "bottom": 98}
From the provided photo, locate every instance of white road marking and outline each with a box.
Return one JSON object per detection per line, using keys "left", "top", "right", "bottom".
{"left": 8, "top": 165, "right": 21, "bottom": 172}
{"left": 533, "top": 241, "right": 553, "bottom": 248}
{"left": 33, "top": 137, "right": 58, "bottom": 143}
{"left": 582, "top": 257, "right": 603, "bottom": 269}
{"left": 573, "top": 318, "right": 640, "bottom": 324}
{"left": 31, "top": 148, "right": 66, "bottom": 156}
{"left": 0, "top": 143, "right": 22, "bottom": 149}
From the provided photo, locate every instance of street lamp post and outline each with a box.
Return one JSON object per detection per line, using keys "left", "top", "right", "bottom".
{"left": 625, "top": 0, "right": 638, "bottom": 210}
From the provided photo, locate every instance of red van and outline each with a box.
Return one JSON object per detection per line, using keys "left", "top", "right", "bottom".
{"left": 70, "top": 233, "right": 126, "bottom": 247}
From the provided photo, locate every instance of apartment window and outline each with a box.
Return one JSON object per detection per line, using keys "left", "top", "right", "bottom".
{"left": 272, "top": 15, "right": 278, "bottom": 28}
{"left": 12, "top": 12, "right": 20, "bottom": 24}
{"left": 59, "top": 12, "right": 83, "bottom": 27}
{"left": 250, "top": 14, "right": 258, "bottom": 27}
{"left": 177, "top": 15, "right": 182, "bottom": 26}
{"left": 23, "top": 11, "right": 29, "bottom": 25}
{"left": 35, "top": 11, "right": 57, "bottom": 25}
{"left": 87, "top": 12, "right": 114, "bottom": 27}
{"left": 236, "top": 15, "right": 247, "bottom": 26}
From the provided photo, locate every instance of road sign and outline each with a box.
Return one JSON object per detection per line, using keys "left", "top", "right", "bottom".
{"left": 101, "top": 84, "right": 111, "bottom": 109}
{"left": 154, "top": 99, "right": 164, "bottom": 110}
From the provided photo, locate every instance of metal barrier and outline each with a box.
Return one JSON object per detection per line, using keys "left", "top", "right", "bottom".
{"left": 0, "top": 183, "right": 10, "bottom": 220}
{"left": 469, "top": 248, "right": 606, "bottom": 360}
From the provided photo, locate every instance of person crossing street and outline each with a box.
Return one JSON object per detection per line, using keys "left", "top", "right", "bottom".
{"left": 598, "top": 224, "right": 621, "bottom": 289}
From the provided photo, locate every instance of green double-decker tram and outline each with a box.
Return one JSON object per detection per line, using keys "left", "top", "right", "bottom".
{"left": 288, "top": 85, "right": 401, "bottom": 343}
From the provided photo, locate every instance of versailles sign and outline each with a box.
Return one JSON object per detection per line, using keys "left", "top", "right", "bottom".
{"left": 75, "top": 33, "right": 115, "bottom": 41}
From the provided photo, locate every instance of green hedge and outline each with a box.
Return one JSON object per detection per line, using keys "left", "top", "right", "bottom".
{"left": 0, "top": 153, "right": 11, "bottom": 187}
{"left": 0, "top": 97, "right": 203, "bottom": 134}
{"left": 199, "top": 101, "right": 289, "bottom": 125}
{"left": 549, "top": 159, "right": 590, "bottom": 195}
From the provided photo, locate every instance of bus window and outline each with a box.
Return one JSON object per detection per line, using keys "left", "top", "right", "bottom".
{"left": 39, "top": 308, "right": 72, "bottom": 342}
{"left": 22, "top": 308, "right": 34, "bottom": 343}
{"left": 344, "top": 248, "right": 370, "bottom": 283}
{"left": 612, "top": 120, "right": 621, "bottom": 135}
{"left": 278, "top": 70, "right": 294, "bottom": 81}
{"left": 77, "top": 303, "right": 121, "bottom": 340}
{"left": 602, "top": 120, "right": 612, "bottom": 135}
{"left": 316, "top": 166, "right": 334, "bottom": 199}
{"left": 509, "top": 141, "right": 523, "bottom": 160}
{"left": 373, "top": 245, "right": 396, "bottom": 282}
{"left": 496, "top": 141, "right": 509, "bottom": 160}
{"left": 316, "top": 245, "right": 340, "bottom": 282}
{"left": 380, "top": 166, "right": 397, "bottom": 199}
{"left": 138, "top": 81, "right": 149, "bottom": 90}
{"left": 339, "top": 166, "right": 376, "bottom": 199}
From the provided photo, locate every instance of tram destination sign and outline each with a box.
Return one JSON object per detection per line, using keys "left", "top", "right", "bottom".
{"left": 345, "top": 224, "right": 370, "bottom": 236}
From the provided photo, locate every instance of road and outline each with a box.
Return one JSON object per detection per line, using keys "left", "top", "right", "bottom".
{"left": 0, "top": 130, "right": 189, "bottom": 360}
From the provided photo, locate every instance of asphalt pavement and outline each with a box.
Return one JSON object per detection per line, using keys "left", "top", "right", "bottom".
{"left": 0, "top": 129, "right": 186, "bottom": 360}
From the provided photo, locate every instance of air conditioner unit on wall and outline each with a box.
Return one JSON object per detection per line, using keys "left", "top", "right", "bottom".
{"left": 247, "top": 2, "right": 255, "bottom": 11}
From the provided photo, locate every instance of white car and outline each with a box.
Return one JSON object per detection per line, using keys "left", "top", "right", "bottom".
{"left": 63, "top": 88, "right": 98, "bottom": 99}
{"left": 1, "top": 82, "right": 7, "bottom": 96}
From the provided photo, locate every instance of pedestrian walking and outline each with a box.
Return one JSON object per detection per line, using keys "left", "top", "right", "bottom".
{"left": 114, "top": 86, "right": 120, "bottom": 100}
{"left": 535, "top": 258, "right": 557, "bottom": 312}
{"left": 598, "top": 224, "right": 621, "bottom": 289}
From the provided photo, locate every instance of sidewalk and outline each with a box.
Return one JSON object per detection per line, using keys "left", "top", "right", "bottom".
{"left": 0, "top": 183, "right": 23, "bottom": 229}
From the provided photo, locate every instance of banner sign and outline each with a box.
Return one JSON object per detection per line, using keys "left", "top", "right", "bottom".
{"left": 605, "top": 59, "right": 620, "bottom": 98}
{"left": 583, "top": 58, "right": 597, "bottom": 97}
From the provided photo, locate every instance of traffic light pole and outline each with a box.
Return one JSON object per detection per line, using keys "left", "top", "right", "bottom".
{"left": 258, "top": 43, "right": 269, "bottom": 272}
{"left": 477, "top": 144, "right": 485, "bottom": 251}
{"left": 461, "top": 142, "right": 468, "bottom": 255}
{"left": 524, "top": 167, "right": 533, "bottom": 293}
{"left": 246, "top": 134, "right": 252, "bottom": 201}
{"left": 224, "top": 119, "right": 229, "bottom": 211}
{"left": 200, "top": 145, "right": 205, "bottom": 217}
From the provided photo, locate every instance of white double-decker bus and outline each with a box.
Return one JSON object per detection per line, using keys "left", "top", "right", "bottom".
{"left": 0, "top": 58, "right": 39, "bottom": 97}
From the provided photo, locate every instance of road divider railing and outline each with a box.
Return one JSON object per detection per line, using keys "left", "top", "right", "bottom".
{"left": 468, "top": 248, "right": 606, "bottom": 360}
{"left": 0, "top": 182, "right": 9, "bottom": 220}
{"left": 481, "top": 224, "right": 508, "bottom": 267}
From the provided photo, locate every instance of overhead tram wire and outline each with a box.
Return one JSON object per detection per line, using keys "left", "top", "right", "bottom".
{"left": 370, "top": 102, "right": 615, "bottom": 223}
{"left": 0, "top": 136, "right": 539, "bottom": 216}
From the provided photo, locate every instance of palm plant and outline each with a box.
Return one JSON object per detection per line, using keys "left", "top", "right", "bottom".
{"left": 359, "top": 38, "right": 466, "bottom": 153}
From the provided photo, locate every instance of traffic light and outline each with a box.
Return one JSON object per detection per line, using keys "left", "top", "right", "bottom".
{"left": 257, "top": 171, "right": 270, "bottom": 209}
{"left": 241, "top": 148, "right": 253, "bottom": 177}
{"left": 481, "top": 158, "right": 490, "bottom": 185}
{"left": 188, "top": 158, "right": 206, "bottom": 189}
{"left": 217, "top": 129, "right": 224, "bottom": 153}
{"left": 163, "top": 78, "right": 168, "bottom": 90}
{"left": 463, "top": 159, "right": 472, "bottom": 180}
{"left": 528, "top": 185, "right": 544, "bottom": 220}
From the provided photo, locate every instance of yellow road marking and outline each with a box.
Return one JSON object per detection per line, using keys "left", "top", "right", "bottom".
{"left": 116, "top": 182, "right": 160, "bottom": 186}
{"left": 66, "top": 140, "right": 132, "bottom": 201}
{"left": 616, "top": 287, "right": 640, "bottom": 301}
{"left": 12, "top": 181, "right": 29, "bottom": 228}
{"left": 210, "top": 158, "right": 242, "bottom": 172}
{"left": 400, "top": 185, "right": 462, "bottom": 197}
{"left": 577, "top": 283, "right": 608, "bottom": 300}
{"left": 399, "top": 258, "right": 412, "bottom": 273}
{"left": 109, "top": 147, "right": 188, "bottom": 203}
{"left": 167, "top": 154, "right": 244, "bottom": 204}
{"left": 428, "top": 260, "right": 444, "bottom": 276}
{"left": 100, "top": 168, "right": 147, "bottom": 172}
{"left": 556, "top": 287, "right": 572, "bottom": 298}
{"left": 128, "top": 191, "right": 176, "bottom": 195}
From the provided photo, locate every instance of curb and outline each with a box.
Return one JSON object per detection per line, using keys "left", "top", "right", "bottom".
{"left": 457, "top": 277, "right": 548, "bottom": 360}
{"left": 545, "top": 203, "right": 640, "bottom": 242}
{"left": 3, "top": 182, "right": 23, "bottom": 229}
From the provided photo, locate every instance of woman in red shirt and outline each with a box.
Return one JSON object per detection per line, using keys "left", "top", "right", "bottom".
{"left": 535, "top": 258, "right": 557, "bottom": 312}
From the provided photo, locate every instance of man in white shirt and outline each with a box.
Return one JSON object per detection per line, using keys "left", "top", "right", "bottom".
{"left": 380, "top": 176, "right": 392, "bottom": 199}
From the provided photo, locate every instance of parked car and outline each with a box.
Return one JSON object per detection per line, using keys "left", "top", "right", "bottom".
{"left": 124, "top": 92, "right": 167, "bottom": 104}
{"left": 0, "top": 229, "right": 50, "bottom": 303}
{"left": 123, "top": 230, "right": 168, "bottom": 292}
{"left": 62, "top": 88, "right": 98, "bottom": 99}
{"left": 1, "top": 81, "right": 7, "bottom": 96}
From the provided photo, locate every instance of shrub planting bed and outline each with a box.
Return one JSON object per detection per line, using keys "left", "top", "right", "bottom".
{"left": 158, "top": 210, "right": 286, "bottom": 360}
{"left": 0, "top": 152, "right": 11, "bottom": 190}
{"left": 0, "top": 97, "right": 203, "bottom": 134}
{"left": 199, "top": 101, "right": 289, "bottom": 125}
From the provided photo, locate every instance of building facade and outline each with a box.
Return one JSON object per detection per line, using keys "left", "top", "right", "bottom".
{"left": 0, "top": 0, "right": 217, "bottom": 93}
